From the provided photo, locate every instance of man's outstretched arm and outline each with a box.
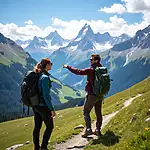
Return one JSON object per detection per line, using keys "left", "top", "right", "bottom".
{"left": 63, "top": 64, "right": 90, "bottom": 75}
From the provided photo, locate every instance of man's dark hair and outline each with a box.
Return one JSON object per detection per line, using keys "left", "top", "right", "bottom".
{"left": 91, "top": 54, "right": 101, "bottom": 63}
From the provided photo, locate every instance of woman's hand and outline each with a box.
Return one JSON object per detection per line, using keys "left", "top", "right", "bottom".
{"left": 51, "top": 111, "right": 56, "bottom": 118}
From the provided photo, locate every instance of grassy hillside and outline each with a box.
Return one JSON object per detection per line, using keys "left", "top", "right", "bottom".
{"left": 0, "top": 77, "right": 150, "bottom": 150}
{"left": 85, "top": 77, "right": 150, "bottom": 150}
{"left": 51, "top": 77, "right": 85, "bottom": 104}
{"left": 0, "top": 33, "right": 85, "bottom": 122}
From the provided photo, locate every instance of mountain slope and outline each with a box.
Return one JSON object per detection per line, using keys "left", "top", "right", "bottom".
{"left": 0, "top": 33, "right": 37, "bottom": 121}
{"left": 0, "top": 33, "right": 84, "bottom": 122}
{"left": 59, "top": 24, "right": 150, "bottom": 97}
{"left": 0, "top": 76, "right": 149, "bottom": 150}
{"left": 112, "top": 25, "right": 150, "bottom": 51}
{"left": 15, "top": 39, "right": 31, "bottom": 48}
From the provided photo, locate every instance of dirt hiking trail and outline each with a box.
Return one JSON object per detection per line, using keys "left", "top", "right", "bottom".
{"left": 55, "top": 94, "right": 142, "bottom": 150}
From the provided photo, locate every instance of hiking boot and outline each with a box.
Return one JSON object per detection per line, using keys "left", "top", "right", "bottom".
{"left": 82, "top": 129, "right": 93, "bottom": 138}
{"left": 93, "top": 130, "right": 102, "bottom": 136}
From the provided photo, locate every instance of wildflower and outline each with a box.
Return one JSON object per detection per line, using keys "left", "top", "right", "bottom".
{"left": 145, "top": 128, "right": 149, "bottom": 131}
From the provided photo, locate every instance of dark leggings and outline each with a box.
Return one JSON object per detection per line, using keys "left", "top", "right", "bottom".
{"left": 33, "top": 106, "right": 54, "bottom": 149}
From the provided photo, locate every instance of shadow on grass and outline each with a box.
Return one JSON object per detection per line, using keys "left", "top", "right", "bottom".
{"left": 90, "top": 130, "right": 121, "bottom": 147}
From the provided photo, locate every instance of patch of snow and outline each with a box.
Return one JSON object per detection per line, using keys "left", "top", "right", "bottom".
{"left": 45, "top": 39, "right": 52, "bottom": 43}
{"left": 124, "top": 49, "right": 135, "bottom": 66}
{"left": 74, "top": 37, "right": 81, "bottom": 42}
{"left": 21, "top": 44, "right": 28, "bottom": 49}
{"left": 47, "top": 44, "right": 60, "bottom": 50}
{"left": 39, "top": 38, "right": 44, "bottom": 42}
{"left": 62, "top": 42, "right": 69, "bottom": 47}
{"left": 83, "top": 28, "right": 88, "bottom": 35}
{"left": 94, "top": 42, "right": 112, "bottom": 51}
{"left": 70, "top": 45, "right": 78, "bottom": 51}
{"left": 144, "top": 33, "right": 148, "bottom": 37}
{"left": 44, "top": 41, "right": 69, "bottom": 52}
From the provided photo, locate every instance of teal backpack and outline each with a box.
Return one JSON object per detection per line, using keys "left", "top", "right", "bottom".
{"left": 93, "top": 67, "right": 111, "bottom": 96}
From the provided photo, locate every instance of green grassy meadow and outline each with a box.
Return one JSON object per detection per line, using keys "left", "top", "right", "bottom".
{"left": 0, "top": 77, "right": 150, "bottom": 150}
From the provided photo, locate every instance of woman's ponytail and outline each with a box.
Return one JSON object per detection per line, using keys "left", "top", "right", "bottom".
{"left": 34, "top": 58, "right": 51, "bottom": 73}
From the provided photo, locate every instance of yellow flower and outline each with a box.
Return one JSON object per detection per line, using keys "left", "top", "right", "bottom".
{"left": 145, "top": 128, "right": 149, "bottom": 131}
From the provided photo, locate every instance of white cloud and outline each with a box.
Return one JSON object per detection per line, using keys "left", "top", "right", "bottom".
{"left": 96, "top": 0, "right": 150, "bottom": 36}
{"left": 0, "top": 22, "right": 56, "bottom": 40}
{"left": 99, "top": 3, "right": 126, "bottom": 14}
{"left": 143, "top": 12, "right": 150, "bottom": 24}
{"left": 52, "top": 17, "right": 88, "bottom": 39}
{"left": 122, "top": 0, "right": 150, "bottom": 13}
{"left": 99, "top": 0, "right": 150, "bottom": 14}
{"left": 24, "top": 20, "right": 33, "bottom": 25}
{"left": 0, "top": 14, "right": 149, "bottom": 41}
{"left": 51, "top": 16, "right": 148, "bottom": 38}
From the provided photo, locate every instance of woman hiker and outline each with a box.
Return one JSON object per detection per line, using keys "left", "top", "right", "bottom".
{"left": 33, "top": 58, "right": 56, "bottom": 150}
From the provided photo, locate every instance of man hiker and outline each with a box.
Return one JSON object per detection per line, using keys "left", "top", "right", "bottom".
{"left": 63, "top": 54, "right": 103, "bottom": 138}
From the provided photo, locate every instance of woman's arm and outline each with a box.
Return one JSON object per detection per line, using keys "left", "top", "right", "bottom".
{"left": 41, "top": 76, "right": 54, "bottom": 111}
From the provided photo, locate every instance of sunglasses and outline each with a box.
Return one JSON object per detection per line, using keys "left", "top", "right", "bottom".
{"left": 48, "top": 62, "right": 53, "bottom": 66}
{"left": 90, "top": 59, "right": 95, "bottom": 61}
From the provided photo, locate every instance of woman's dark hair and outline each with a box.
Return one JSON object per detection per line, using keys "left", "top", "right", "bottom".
{"left": 34, "top": 58, "right": 51, "bottom": 73}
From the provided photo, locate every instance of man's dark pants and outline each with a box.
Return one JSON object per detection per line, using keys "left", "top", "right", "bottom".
{"left": 83, "top": 95, "right": 103, "bottom": 131}
{"left": 33, "top": 106, "right": 54, "bottom": 149}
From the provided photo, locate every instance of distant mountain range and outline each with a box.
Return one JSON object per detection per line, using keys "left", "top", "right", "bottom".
{"left": 59, "top": 24, "right": 150, "bottom": 96}
{"left": 47, "top": 24, "right": 130, "bottom": 79}
{"left": 67, "top": 23, "right": 130, "bottom": 51}
{"left": 16, "top": 31, "right": 69, "bottom": 61}
{"left": 0, "top": 33, "right": 84, "bottom": 122}
{"left": 14, "top": 23, "right": 150, "bottom": 100}
{"left": 112, "top": 25, "right": 150, "bottom": 51}
{"left": 16, "top": 24, "right": 130, "bottom": 61}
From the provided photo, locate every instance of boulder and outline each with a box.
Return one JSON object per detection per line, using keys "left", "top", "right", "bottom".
{"left": 6, "top": 144, "right": 23, "bottom": 150}
{"left": 26, "top": 141, "right": 30, "bottom": 145}
{"left": 145, "top": 117, "right": 150, "bottom": 122}
{"left": 74, "top": 124, "right": 84, "bottom": 130}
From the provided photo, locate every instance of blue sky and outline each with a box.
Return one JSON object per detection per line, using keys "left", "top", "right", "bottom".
{"left": 0, "top": 0, "right": 142, "bottom": 27}
{"left": 0, "top": 0, "right": 150, "bottom": 40}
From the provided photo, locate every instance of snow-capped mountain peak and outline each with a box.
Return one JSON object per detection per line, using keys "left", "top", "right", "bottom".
{"left": 25, "top": 36, "right": 47, "bottom": 50}
{"left": 67, "top": 23, "right": 130, "bottom": 52}
{"left": 44, "top": 30, "right": 68, "bottom": 46}
{"left": 74, "top": 23, "right": 94, "bottom": 41}
{"left": 45, "top": 30, "right": 61, "bottom": 40}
